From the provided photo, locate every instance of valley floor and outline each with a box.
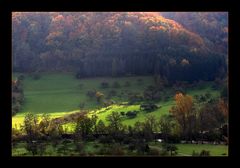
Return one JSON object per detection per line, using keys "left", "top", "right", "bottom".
{"left": 12, "top": 73, "right": 221, "bottom": 130}
{"left": 12, "top": 141, "right": 228, "bottom": 157}
{"left": 12, "top": 73, "right": 227, "bottom": 157}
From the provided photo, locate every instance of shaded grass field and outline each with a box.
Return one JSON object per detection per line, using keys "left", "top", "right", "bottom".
{"left": 148, "top": 142, "right": 228, "bottom": 156}
{"left": 12, "top": 141, "right": 228, "bottom": 156}
{"left": 176, "top": 144, "right": 228, "bottom": 156}
{"left": 13, "top": 73, "right": 154, "bottom": 113}
{"left": 12, "top": 73, "right": 221, "bottom": 129}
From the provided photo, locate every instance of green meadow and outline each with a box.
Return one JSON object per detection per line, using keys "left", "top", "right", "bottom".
{"left": 176, "top": 144, "right": 228, "bottom": 156}
{"left": 12, "top": 141, "right": 228, "bottom": 156}
{"left": 12, "top": 73, "right": 220, "bottom": 129}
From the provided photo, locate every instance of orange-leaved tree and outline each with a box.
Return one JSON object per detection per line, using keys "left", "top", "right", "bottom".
{"left": 169, "top": 93, "right": 197, "bottom": 140}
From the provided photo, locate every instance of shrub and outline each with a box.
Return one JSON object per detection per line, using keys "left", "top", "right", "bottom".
{"left": 95, "top": 91, "right": 104, "bottom": 103}
{"left": 18, "top": 74, "right": 25, "bottom": 81}
{"left": 167, "top": 135, "right": 181, "bottom": 143}
{"left": 79, "top": 102, "right": 85, "bottom": 110}
{"left": 38, "top": 142, "right": 47, "bottom": 156}
{"left": 136, "top": 143, "right": 150, "bottom": 155}
{"left": 221, "top": 84, "right": 228, "bottom": 99}
{"left": 126, "top": 111, "right": 137, "bottom": 118}
{"left": 192, "top": 150, "right": 200, "bottom": 156}
{"left": 78, "top": 83, "right": 84, "bottom": 89}
{"left": 120, "top": 112, "right": 125, "bottom": 116}
{"left": 12, "top": 102, "right": 21, "bottom": 116}
{"left": 205, "top": 93, "right": 212, "bottom": 99}
{"left": 93, "top": 144, "right": 100, "bottom": 148}
{"left": 122, "top": 136, "right": 134, "bottom": 145}
{"left": 136, "top": 78, "right": 143, "bottom": 85}
{"left": 128, "top": 144, "right": 136, "bottom": 152}
{"left": 174, "top": 87, "right": 186, "bottom": 95}
{"left": 31, "top": 73, "right": 41, "bottom": 80}
{"left": 200, "top": 150, "right": 210, "bottom": 156}
{"left": 128, "top": 93, "right": 143, "bottom": 104}
{"left": 194, "top": 95, "right": 199, "bottom": 101}
{"left": 124, "top": 81, "right": 131, "bottom": 87}
{"left": 109, "top": 144, "right": 125, "bottom": 155}
{"left": 86, "top": 90, "right": 96, "bottom": 99}
{"left": 162, "top": 143, "right": 178, "bottom": 156}
{"left": 107, "top": 90, "right": 117, "bottom": 98}
{"left": 100, "top": 81, "right": 109, "bottom": 89}
{"left": 163, "top": 95, "right": 170, "bottom": 101}
{"left": 103, "top": 99, "right": 115, "bottom": 107}
{"left": 148, "top": 148, "right": 160, "bottom": 156}
{"left": 143, "top": 86, "right": 162, "bottom": 101}
{"left": 25, "top": 141, "right": 38, "bottom": 156}
{"left": 12, "top": 128, "right": 23, "bottom": 141}
{"left": 75, "top": 71, "right": 85, "bottom": 79}
{"left": 112, "top": 81, "right": 120, "bottom": 88}
{"left": 199, "top": 95, "right": 207, "bottom": 102}
{"left": 99, "top": 136, "right": 113, "bottom": 144}
{"left": 140, "top": 103, "right": 158, "bottom": 112}
{"left": 98, "top": 147, "right": 111, "bottom": 155}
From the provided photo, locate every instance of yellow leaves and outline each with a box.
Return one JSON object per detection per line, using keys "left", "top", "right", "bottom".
{"left": 149, "top": 26, "right": 157, "bottom": 31}
{"left": 52, "top": 14, "right": 64, "bottom": 22}
{"left": 149, "top": 25, "right": 167, "bottom": 32}
{"left": 46, "top": 31, "right": 64, "bottom": 46}
{"left": 95, "top": 91, "right": 104, "bottom": 99}
{"left": 223, "top": 27, "right": 228, "bottom": 33}
{"left": 190, "top": 47, "right": 198, "bottom": 53}
{"left": 181, "top": 59, "right": 190, "bottom": 66}
{"left": 172, "top": 93, "right": 193, "bottom": 116}
{"left": 47, "top": 31, "right": 63, "bottom": 40}
{"left": 169, "top": 58, "right": 177, "bottom": 66}
{"left": 124, "top": 21, "right": 132, "bottom": 27}
{"left": 174, "top": 92, "right": 184, "bottom": 101}
{"left": 218, "top": 99, "right": 228, "bottom": 118}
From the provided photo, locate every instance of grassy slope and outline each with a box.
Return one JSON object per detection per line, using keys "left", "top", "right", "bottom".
{"left": 12, "top": 73, "right": 220, "bottom": 129}
{"left": 12, "top": 73, "right": 154, "bottom": 128}
{"left": 14, "top": 73, "right": 154, "bottom": 113}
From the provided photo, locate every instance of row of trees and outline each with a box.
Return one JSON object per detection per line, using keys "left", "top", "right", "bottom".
{"left": 12, "top": 111, "right": 178, "bottom": 156}
{"left": 12, "top": 76, "right": 24, "bottom": 115}
{"left": 170, "top": 93, "right": 228, "bottom": 142}
{"left": 13, "top": 92, "right": 228, "bottom": 145}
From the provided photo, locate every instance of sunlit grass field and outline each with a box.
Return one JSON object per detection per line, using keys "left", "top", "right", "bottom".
{"left": 12, "top": 73, "right": 220, "bottom": 130}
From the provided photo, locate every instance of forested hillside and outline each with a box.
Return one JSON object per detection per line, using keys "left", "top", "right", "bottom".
{"left": 160, "top": 12, "right": 228, "bottom": 55}
{"left": 12, "top": 12, "right": 227, "bottom": 82}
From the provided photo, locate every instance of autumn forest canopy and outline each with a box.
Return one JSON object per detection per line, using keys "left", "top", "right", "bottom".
{"left": 12, "top": 12, "right": 228, "bottom": 82}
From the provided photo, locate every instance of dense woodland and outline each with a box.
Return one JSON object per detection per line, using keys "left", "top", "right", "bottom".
{"left": 12, "top": 12, "right": 227, "bottom": 82}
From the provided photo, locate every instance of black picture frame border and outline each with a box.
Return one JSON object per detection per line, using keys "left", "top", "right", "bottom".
{"left": 0, "top": 0, "right": 239, "bottom": 166}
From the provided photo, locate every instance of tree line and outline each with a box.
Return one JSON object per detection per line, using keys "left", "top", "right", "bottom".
{"left": 12, "top": 75, "right": 24, "bottom": 115}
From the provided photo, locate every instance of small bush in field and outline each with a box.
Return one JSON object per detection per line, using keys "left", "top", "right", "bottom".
{"left": 112, "top": 81, "right": 121, "bottom": 88}
{"left": 31, "top": 73, "right": 41, "bottom": 80}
